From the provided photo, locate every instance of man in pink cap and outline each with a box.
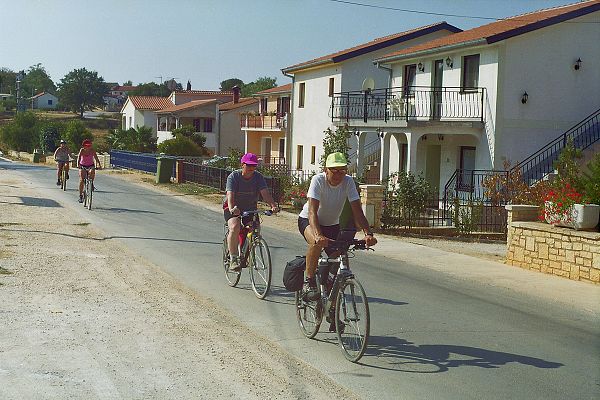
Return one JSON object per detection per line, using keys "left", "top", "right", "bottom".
{"left": 223, "top": 153, "right": 278, "bottom": 271}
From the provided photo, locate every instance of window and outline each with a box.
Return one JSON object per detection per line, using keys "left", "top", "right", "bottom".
{"left": 47, "top": 99, "right": 53, "bottom": 105}
{"left": 311, "top": 146, "right": 316, "bottom": 164}
{"left": 297, "top": 145, "right": 303, "bottom": 169}
{"left": 403, "top": 64, "right": 417, "bottom": 97}
{"left": 260, "top": 98, "right": 268, "bottom": 114}
{"left": 128, "top": 116, "right": 132, "bottom": 129}
{"left": 203, "top": 118, "right": 213, "bottom": 132}
{"left": 462, "top": 54, "right": 480, "bottom": 91}
{"left": 298, "top": 83, "right": 305, "bottom": 108}
{"left": 280, "top": 97, "right": 290, "bottom": 114}
{"left": 328, "top": 78, "right": 334, "bottom": 97}
{"left": 193, "top": 118, "right": 201, "bottom": 132}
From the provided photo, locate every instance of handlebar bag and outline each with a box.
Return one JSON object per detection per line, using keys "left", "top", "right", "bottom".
{"left": 283, "top": 256, "right": 306, "bottom": 292}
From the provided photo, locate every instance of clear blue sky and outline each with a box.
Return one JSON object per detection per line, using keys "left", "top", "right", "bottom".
{"left": 0, "top": 0, "right": 576, "bottom": 90}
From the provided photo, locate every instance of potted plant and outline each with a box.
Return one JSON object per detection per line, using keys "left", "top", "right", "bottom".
{"left": 542, "top": 183, "right": 600, "bottom": 230}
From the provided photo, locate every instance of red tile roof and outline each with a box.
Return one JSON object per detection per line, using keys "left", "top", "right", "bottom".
{"left": 128, "top": 96, "right": 173, "bottom": 110}
{"left": 282, "top": 22, "right": 462, "bottom": 74}
{"left": 376, "top": 0, "right": 600, "bottom": 63}
{"left": 219, "top": 97, "right": 259, "bottom": 111}
{"left": 156, "top": 99, "right": 218, "bottom": 114}
{"left": 112, "top": 85, "right": 136, "bottom": 91}
{"left": 173, "top": 90, "right": 233, "bottom": 96}
{"left": 255, "top": 84, "right": 292, "bottom": 95}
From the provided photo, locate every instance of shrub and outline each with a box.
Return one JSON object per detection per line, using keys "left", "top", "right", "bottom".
{"left": 157, "top": 136, "right": 204, "bottom": 156}
{"left": 0, "top": 111, "right": 39, "bottom": 152}
{"left": 171, "top": 125, "right": 207, "bottom": 149}
{"left": 63, "top": 119, "right": 93, "bottom": 151}
{"left": 581, "top": 153, "right": 600, "bottom": 205}
{"left": 39, "top": 122, "right": 62, "bottom": 153}
{"left": 381, "top": 171, "right": 434, "bottom": 228}
{"left": 106, "top": 126, "right": 156, "bottom": 153}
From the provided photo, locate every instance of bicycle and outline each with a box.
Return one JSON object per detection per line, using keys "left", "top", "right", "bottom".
{"left": 295, "top": 230, "right": 371, "bottom": 362}
{"left": 222, "top": 209, "right": 273, "bottom": 299}
{"left": 81, "top": 166, "right": 96, "bottom": 210}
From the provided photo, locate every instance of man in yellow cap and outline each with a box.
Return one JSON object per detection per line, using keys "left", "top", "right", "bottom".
{"left": 297, "top": 152, "right": 377, "bottom": 313}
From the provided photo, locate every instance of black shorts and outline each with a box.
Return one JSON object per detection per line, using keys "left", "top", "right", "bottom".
{"left": 297, "top": 217, "right": 340, "bottom": 242}
{"left": 224, "top": 209, "right": 254, "bottom": 226}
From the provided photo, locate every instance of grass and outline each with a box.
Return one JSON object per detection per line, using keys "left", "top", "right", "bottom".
{"left": 72, "top": 222, "right": 91, "bottom": 226}
{"left": 0, "top": 266, "right": 12, "bottom": 275}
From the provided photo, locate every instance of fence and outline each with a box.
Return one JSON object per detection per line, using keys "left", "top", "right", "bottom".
{"left": 110, "top": 150, "right": 177, "bottom": 178}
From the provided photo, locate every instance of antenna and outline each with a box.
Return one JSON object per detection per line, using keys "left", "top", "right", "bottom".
{"left": 361, "top": 77, "right": 375, "bottom": 92}
{"left": 155, "top": 76, "right": 163, "bottom": 84}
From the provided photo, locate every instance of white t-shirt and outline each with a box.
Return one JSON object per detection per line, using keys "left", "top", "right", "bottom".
{"left": 299, "top": 173, "right": 360, "bottom": 226}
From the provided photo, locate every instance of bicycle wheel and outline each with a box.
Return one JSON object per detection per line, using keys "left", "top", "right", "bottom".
{"left": 222, "top": 237, "right": 240, "bottom": 287}
{"left": 335, "top": 277, "right": 370, "bottom": 362}
{"left": 295, "top": 289, "right": 322, "bottom": 339}
{"left": 82, "top": 178, "right": 88, "bottom": 207}
{"left": 248, "top": 237, "right": 271, "bottom": 299}
{"left": 61, "top": 168, "right": 67, "bottom": 191}
{"left": 86, "top": 179, "right": 93, "bottom": 210}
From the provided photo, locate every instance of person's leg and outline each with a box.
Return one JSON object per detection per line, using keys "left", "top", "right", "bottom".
{"left": 227, "top": 216, "right": 241, "bottom": 256}
{"left": 64, "top": 162, "right": 69, "bottom": 179}
{"left": 302, "top": 225, "right": 323, "bottom": 279}
{"left": 78, "top": 169, "right": 85, "bottom": 197}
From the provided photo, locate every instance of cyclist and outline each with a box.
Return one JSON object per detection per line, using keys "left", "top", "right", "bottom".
{"left": 298, "top": 152, "right": 377, "bottom": 301}
{"left": 77, "top": 139, "right": 102, "bottom": 203}
{"left": 53, "top": 139, "right": 70, "bottom": 186}
{"left": 224, "top": 152, "right": 278, "bottom": 271}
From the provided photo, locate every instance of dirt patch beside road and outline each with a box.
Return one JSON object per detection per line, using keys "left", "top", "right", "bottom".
{"left": 0, "top": 170, "right": 358, "bottom": 400}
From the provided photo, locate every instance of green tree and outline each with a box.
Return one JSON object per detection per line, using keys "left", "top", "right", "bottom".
{"left": 0, "top": 68, "right": 16, "bottom": 94}
{"left": 320, "top": 125, "right": 351, "bottom": 166}
{"left": 130, "top": 82, "right": 170, "bottom": 97}
{"left": 22, "top": 64, "right": 56, "bottom": 98}
{"left": 171, "top": 125, "right": 207, "bottom": 149}
{"left": 106, "top": 126, "right": 156, "bottom": 152}
{"left": 63, "top": 119, "right": 93, "bottom": 151}
{"left": 241, "top": 76, "right": 276, "bottom": 97}
{"left": 57, "top": 68, "right": 106, "bottom": 117}
{"left": 0, "top": 111, "right": 39, "bottom": 152}
{"left": 157, "top": 136, "right": 204, "bottom": 156}
{"left": 220, "top": 78, "right": 244, "bottom": 91}
{"left": 39, "top": 122, "right": 63, "bottom": 153}
{"left": 123, "top": 80, "right": 133, "bottom": 86}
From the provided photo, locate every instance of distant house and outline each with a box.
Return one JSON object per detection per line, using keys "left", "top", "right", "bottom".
{"left": 104, "top": 85, "right": 137, "bottom": 111}
{"left": 218, "top": 86, "right": 260, "bottom": 155}
{"left": 121, "top": 96, "right": 173, "bottom": 134}
{"left": 30, "top": 92, "right": 58, "bottom": 110}
{"left": 0, "top": 93, "right": 13, "bottom": 102}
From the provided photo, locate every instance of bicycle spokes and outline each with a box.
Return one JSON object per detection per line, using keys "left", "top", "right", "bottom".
{"left": 336, "top": 279, "right": 370, "bottom": 362}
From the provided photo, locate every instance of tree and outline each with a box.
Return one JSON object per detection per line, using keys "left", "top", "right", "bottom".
{"left": 22, "top": 64, "right": 56, "bottom": 97}
{"left": 171, "top": 125, "right": 207, "bottom": 149}
{"left": 0, "top": 68, "right": 16, "bottom": 94}
{"left": 220, "top": 78, "right": 244, "bottom": 91}
{"left": 241, "top": 77, "right": 277, "bottom": 97}
{"left": 123, "top": 80, "right": 133, "bottom": 86}
{"left": 130, "top": 82, "right": 170, "bottom": 97}
{"left": 57, "top": 68, "right": 106, "bottom": 117}
{"left": 62, "top": 119, "right": 93, "bottom": 151}
{"left": 106, "top": 126, "right": 156, "bottom": 153}
{"left": 320, "top": 125, "right": 351, "bottom": 167}
{"left": 0, "top": 111, "right": 40, "bottom": 152}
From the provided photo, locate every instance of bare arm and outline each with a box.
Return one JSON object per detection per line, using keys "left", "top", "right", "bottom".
{"left": 76, "top": 149, "right": 82, "bottom": 168}
{"left": 93, "top": 151, "right": 101, "bottom": 168}
{"left": 350, "top": 199, "right": 377, "bottom": 246}
{"left": 226, "top": 191, "right": 239, "bottom": 215}
{"left": 259, "top": 188, "right": 278, "bottom": 211}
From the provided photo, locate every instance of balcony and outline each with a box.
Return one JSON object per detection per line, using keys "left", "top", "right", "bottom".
{"left": 330, "top": 86, "right": 485, "bottom": 124}
{"left": 240, "top": 113, "right": 288, "bottom": 130}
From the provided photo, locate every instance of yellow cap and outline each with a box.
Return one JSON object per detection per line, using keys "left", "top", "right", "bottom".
{"left": 325, "top": 152, "right": 348, "bottom": 168}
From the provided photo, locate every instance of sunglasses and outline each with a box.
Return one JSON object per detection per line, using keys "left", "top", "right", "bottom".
{"left": 328, "top": 167, "right": 347, "bottom": 173}
{"left": 244, "top": 163, "right": 257, "bottom": 168}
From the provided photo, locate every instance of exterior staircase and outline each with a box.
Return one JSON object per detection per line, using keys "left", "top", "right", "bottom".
{"left": 348, "top": 138, "right": 381, "bottom": 183}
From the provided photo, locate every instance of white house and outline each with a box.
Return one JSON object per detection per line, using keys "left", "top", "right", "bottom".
{"left": 30, "top": 92, "right": 58, "bottom": 110}
{"left": 121, "top": 96, "right": 173, "bottom": 135}
{"left": 281, "top": 22, "right": 462, "bottom": 171}
{"left": 330, "top": 0, "right": 600, "bottom": 195}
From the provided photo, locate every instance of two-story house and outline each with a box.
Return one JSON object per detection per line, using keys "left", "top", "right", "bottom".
{"left": 240, "top": 83, "right": 292, "bottom": 165}
{"left": 218, "top": 86, "right": 259, "bottom": 155}
{"left": 330, "top": 0, "right": 600, "bottom": 196}
{"left": 281, "top": 22, "right": 462, "bottom": 172}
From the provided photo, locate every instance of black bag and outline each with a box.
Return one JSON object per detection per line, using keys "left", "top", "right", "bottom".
{"left": 283, "top": 256, "right": 306, "bottom": 292}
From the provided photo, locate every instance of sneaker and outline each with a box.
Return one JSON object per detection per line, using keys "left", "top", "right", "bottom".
{"left": 56, "top": 180, "right": 61, "bottom": 186}
{"left": 229, "top": 255, "right": 241, "bottom": 272}
{"left": 78, "top": 195, "right": 84, "bottom": 203}
{"left": 303, "top": 277, "right": 319, "bottom": 301}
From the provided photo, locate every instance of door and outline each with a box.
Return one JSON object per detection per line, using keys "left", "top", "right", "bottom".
{"left": 425, "top": 145, "right": 441, "bottom": 196}
{"left": 279, "top": 138, "right": 285, "bottom": 163}
{"left": 262, "top": 137, "right": 272, "bottom": 164}
{"left": 459, "top": 146, "right": 476, "bottom": 191}
{"left": 432, "top": 59, "right": 444, "bottom": 119}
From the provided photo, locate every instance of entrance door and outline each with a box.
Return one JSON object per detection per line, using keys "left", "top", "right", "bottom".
{"left": 432, "top": 59, "right": 444, "bottom": 120}
{"left": 425, "top": 145, "right": 441, "bottom": 195}
{"left": 262, "top": 137, "right": 272, "bottom": 164}
{"left": 459, "top": 146, "right": 476, "bottom": 191}
{"left": 279, "top": 138, "right": 285, "bottom": 163}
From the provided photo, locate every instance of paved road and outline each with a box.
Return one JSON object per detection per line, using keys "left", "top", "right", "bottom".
{"left": 4, "top": 159, "right": 599, "bottom": 400}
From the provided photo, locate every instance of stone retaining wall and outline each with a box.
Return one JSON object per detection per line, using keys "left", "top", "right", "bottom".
{"left": 506, "top": 205, "right": 600, "bottom": 284}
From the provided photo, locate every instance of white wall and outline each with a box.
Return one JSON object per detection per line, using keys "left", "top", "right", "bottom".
{"left": 34, "top": 93, "right": 58, "bottom": 109}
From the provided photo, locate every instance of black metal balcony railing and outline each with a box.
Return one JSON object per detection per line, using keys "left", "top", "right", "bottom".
{"left": 330, "top": 86, "right": 485, "bottom": 123}
{"left": 240, "top": 113, "right": 287, "bottom": 130}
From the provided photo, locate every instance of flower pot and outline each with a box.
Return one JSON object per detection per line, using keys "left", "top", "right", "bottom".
{"left": 545, "top": 202, "right": 600, "bottom": 230}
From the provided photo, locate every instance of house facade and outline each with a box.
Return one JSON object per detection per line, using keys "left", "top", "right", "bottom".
{"left": 281, "top": 22, "right": 462, "bottom": 171}
{"left": 330, "top": 0, "right": 600, "bottom": 195}
{"left": 240, "top": 84, "right": 291, "bottom": 165}
{"left": 121, "top": 96, "right": 173, "bottom": 135}
{"left": 30, "top": 92, "right": 58, "bottom": 110}
{"left": 218, "top": 88, "right": 259, "bottom": 155}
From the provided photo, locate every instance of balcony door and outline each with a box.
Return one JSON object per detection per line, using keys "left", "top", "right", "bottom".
{"left": 262, "top": 137, "right": 272, "bottom": 164}
{"left": 432, "top": 59, "right": 444, "bottom": 120}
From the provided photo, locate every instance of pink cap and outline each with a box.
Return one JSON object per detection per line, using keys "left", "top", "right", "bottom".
{"left": 240, "top": 153, "right": 258, "bottom": 165}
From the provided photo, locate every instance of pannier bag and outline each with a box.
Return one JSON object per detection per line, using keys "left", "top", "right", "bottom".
{"left": 283, "top": 256, "right": 306, "bottom": 292}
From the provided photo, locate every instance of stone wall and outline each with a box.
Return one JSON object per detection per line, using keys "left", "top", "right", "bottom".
{"left": 506, "top": 205, "right": 600, "bottom": 284}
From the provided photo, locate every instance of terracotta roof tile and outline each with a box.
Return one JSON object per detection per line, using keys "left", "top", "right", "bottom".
{"left": 219, "top": 97, "right": 259, "bottom": 111}
{"left": 173, "top": 90, "right": 233, "bottom": 95}
{"left": 282, "top": 22, "right": 462, "bottom": 73}
{"left": 376, "top": 0, "right": 600, "bottom": 62}
{"left": 128, "top": 96, "right": 173, "bottom": 110}
{"left": 255, "top": 84, "right": 292, "bottom": 95}
{"left": 156, "top": 99, "right": 218, "bottom": 114}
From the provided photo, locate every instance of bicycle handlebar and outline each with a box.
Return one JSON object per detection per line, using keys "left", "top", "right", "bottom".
{"left": 240, "top": 209, "right": 274, "bottom": 218}
{"left": 327, "top": 239, "right": 373, "bottom": 252}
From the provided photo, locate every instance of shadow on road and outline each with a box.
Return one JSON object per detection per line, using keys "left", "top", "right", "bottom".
{"left": 93, "top": 206, "right": 163, "bottom": 214}
{"left": 0, "top": 195, "right": 62, "bottom": 208}
{"left": 362, "top": 336, "right": 563, "bottom": 373}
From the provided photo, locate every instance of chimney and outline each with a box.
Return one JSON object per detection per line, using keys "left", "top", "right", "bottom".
{"left": 186, "top": 80, "right": 191, "bottom": 90}
{"left": 232, "top": 85, "right": 240, "bottom": 104}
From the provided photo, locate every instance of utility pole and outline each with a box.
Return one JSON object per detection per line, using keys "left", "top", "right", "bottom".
{"left": 15, "top": 70, "right": 25, "bottom": 113}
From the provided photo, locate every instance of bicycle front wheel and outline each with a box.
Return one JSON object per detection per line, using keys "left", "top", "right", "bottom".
{"left": 248, "top": 237, "right": 271, "bottom": 299}
{"left": 295, "top": 290, "right": 322, "bottom": 339}
{"left": 61, "top": 168, "right": 67, "bottom": 191}
{"left": 222, "top": 237, "right": 240, "bottom": 287}
{"left": 86, "top": 179, "right": 93, "bottom": 210}
{"left": 335, "top": 277, "right": 370, "bottom": 363}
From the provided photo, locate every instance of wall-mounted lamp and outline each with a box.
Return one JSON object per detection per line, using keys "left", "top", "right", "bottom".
{"left": 417, "top": 62, "right": 424, "bottom": 72}
{"left": 377, "top": 129, "right": 384, "bottom": 139}
{"left": 353, "top": 130, "right": 360, "bottom": 137}
{"left": 521, "top": 91, "right": 529, "bottom": 104}
{"left": 445, "top": 57, "right": 453, "bottom": 68}
{"left": 438, "top": 134, "right": 444, "bottom": 141}
{"left": 574, "top": 57, "right": 582, "bottom": 70}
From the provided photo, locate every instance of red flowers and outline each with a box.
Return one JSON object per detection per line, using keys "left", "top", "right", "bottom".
{"left": 542, "top": 184, "right": 583, "bottom": 224}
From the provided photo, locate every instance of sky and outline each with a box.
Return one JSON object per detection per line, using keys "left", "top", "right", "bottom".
{"left": 0, "top": 0, "right": 579, "bottom": 90}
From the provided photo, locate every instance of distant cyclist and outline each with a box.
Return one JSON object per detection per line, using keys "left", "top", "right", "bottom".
{"left": 298, "top": 152, "right": 377, "bottom": 300}
{"left": 53, "top": 139, "right": 70, "bottom": 186}
{"left": 77, "top": 139, "right": 102, "bottom": 203}
{"left": 223, "top": 153, "right": 278, "bottom": 271}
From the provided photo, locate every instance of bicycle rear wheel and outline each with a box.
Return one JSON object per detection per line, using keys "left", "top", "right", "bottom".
{"left": 222, "top": 237, "right": 240, "bottom": 287}
{"left": 295, "top": 289, "right": 322, "bottom": 339}
{"left": 335, "top": 277, "right": 370, "bottom": 362}
{"left": 86, "top": 179, "right": 93, "bottom": 210}
{"left": 61, "top": 168, "right": 67, "bottom": 191}
{"left": 248, "top": 237, "right": 271, "bottom": 299}
{"left": 82, "top": 178, "right": 88, "bottom": 207}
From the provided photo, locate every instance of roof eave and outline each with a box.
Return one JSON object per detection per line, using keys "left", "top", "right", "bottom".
{"left": 281, "top": 59, "right": 333, "bottom": 75}
{"left": 374, "top": 38, "right": 487, "bottom": 65}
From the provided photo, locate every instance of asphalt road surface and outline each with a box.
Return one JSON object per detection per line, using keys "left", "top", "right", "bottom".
{"left": 3, "top": 159, "right": 599, "bottom": 400}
